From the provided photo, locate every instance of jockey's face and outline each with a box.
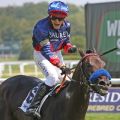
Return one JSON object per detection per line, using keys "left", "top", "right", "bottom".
{"left": 50, "top": 16, "right": 65, "bottom": 29}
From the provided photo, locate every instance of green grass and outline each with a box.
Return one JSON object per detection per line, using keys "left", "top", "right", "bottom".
{"left": 1, "top": 63, "right": 44, "bottom": 78}
{"left": 86, "top": 113, "right": 120, "bottom": 120}
{"left": 63, "top": 53, "right": 80, "bottom": 60}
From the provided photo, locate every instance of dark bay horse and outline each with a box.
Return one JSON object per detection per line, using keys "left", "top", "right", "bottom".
{"left": 0, "top": 49, "right": 111, "bottom": 120}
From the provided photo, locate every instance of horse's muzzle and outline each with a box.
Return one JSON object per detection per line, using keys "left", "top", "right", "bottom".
{"left": 90, "top": 78, "right": 111, "bottom": 96}
{"left": 97, "top": 78, "right": 111, "bottom": 96}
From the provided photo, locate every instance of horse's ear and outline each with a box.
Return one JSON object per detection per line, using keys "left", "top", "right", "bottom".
{"left": 78, "top": 48, "right": 85, "bottom": 57}
{"left": 93, "top": 48, "right": 97, "bottom": 53}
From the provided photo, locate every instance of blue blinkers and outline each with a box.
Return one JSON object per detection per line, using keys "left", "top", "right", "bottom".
{"left": 89, "top": 68, "right": 111, "bottom": 83}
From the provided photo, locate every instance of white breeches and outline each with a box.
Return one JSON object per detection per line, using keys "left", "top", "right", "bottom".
{"left": 34, "top": 50, "right": 65, "bottom": 87}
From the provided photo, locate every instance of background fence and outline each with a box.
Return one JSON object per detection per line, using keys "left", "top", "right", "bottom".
{"left": 0, "top": 61, "right": 120, "bottom": 85}
{"left": 0, "top": 60, "right": 78, "bottom": 78}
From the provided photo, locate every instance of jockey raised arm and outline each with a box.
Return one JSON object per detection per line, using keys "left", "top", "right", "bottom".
{"left": 20, "top": 1, "right": 77, "bottom": 118}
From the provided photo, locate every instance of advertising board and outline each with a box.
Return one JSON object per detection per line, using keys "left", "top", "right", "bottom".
{"left": 88, "top": 88, "right": 120, "bottom": 112}
{"left": 85, "top": 2, "right": 120, "bottom": 77}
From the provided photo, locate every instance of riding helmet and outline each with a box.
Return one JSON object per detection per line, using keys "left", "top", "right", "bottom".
{"left": 48, "top": 1, "right": 69, "bottom": 18}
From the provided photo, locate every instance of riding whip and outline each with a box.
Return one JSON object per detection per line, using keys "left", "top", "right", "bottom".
{"left": 100, "top": 47, "right": 118, "bottom": 56}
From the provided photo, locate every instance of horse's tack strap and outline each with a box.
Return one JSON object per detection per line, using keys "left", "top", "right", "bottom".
{"left": 81, "top": 53, "right": 98, "bottom": 61}
{"left": 89, "top": 68, "right": 111, "bottom": 83}
{"left": 55, "top": 74, "right": 67, "bottom": 94}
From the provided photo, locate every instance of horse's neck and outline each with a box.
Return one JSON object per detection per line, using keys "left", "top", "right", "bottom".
{"left": 68, "top": 64, "right": 88, "bottom": 102}
{"left": 64, "top": 64, "right": 89, "bottom": 120}
{"left": 72, "top": 63, "right": 84, "bottom": 81}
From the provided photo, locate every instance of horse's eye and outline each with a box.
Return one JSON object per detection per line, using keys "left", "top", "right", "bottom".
{"left": 87, "top": 63, "right": 92, "bottom": 68}
{"left": 89, "top": 60, "right": 95, "bottom": 66}
{"left": 102, "top": 61, "right": 106, "bottom": 66}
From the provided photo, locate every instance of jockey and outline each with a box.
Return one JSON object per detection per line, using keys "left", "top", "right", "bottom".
{"left": 20, "top": 1, "right": 77, "bottom": 118}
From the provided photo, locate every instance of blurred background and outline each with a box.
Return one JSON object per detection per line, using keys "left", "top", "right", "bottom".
{"left": 0, "top": 0, "right": 86, "bottom": 78}
{"left": 0, "top": 0, "right": 120, "bottom": 120}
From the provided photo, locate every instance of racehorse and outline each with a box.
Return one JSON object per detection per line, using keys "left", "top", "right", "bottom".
{"left": 0, "top": 49, "right": 111, "bottom": 120}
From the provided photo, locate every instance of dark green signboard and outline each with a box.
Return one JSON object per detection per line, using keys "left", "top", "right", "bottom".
{"left": 85, "top": 2, "right": 120, "bottom": 77}
{"left": 99, "top": 11, "right": 120, "bottom": 62}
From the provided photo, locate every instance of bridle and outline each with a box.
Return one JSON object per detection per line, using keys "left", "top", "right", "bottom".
{"left": 80, "top": 53, "right": 99, "bottom": 81}
{"left": 66, "top": 53, "right": 111, "bottom": 96}
{"left": 58, "top": 47, "right": 115, "bottom": 95}
{"left": 68, "top": 53, "right": 99, "bottom": 81}
{"left": 65, "top": 53, "right": 97, "bottom": 85}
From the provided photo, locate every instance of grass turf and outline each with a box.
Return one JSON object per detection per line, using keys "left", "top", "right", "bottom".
{"left": 86, "top": 113, "right": 120, "bottom": 120}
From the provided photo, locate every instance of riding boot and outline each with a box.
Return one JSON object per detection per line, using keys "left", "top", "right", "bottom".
{"left": 26, "top": 83, "right": 51, "bottom": 118}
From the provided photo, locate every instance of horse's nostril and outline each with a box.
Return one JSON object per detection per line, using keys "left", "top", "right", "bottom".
{"left": 108, "top": 81, "right": 112, "bottom": 87}
{"left": 98, "top": 80, "right": 106, "bottom": 86}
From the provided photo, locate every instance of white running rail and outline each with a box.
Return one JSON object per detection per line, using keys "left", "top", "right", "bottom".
{"left": 0, "top": 61, "right": 120, "bottom": 85}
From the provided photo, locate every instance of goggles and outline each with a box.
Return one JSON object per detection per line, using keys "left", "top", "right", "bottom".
{"left": 51, "top": 16, "right": 65, "bottom": 21}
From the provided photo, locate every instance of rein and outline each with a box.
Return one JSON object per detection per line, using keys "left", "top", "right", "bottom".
{"left": 80, "top": 54, "right": 99, "bottom": 80}
{"left": 61, "top": 54, "right": 99, "bottom": 86}
{"left": 55, "top": 74, "right": 67, "bottom": 93}
{"left": 57, "top": 50, "right": 112, "bottom": 94}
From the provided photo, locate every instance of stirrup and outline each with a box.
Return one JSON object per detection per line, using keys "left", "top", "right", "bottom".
{"left": 34, "top": 110, "right": 41, "bottom": 119}
{"left": 26, "top": 108, "right": 41, "bottom": 119}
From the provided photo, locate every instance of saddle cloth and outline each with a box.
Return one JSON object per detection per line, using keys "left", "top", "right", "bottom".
{"left": 19, "top": 81, "right": 69, "bottom": 115}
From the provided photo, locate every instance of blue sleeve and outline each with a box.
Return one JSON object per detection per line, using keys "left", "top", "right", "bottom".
{"left": 41, "top": 44, "right": 54, "bottom": 60}
{"left": 63, "top": 21, "right": 71, "bottom": 45}
{"left": 33, "top": 25, "right": 48, "bottom": 42}
{"left": 33, "top": 25, "right": 54, "bottom": 61}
